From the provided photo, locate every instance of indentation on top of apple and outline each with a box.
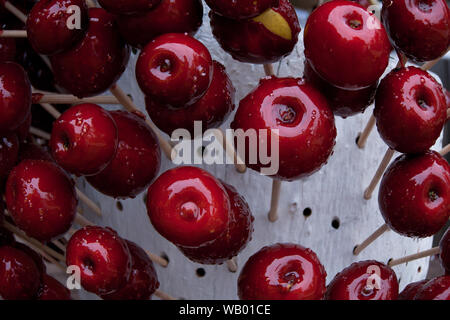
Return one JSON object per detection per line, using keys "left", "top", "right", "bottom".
{"left": 252, "top": 9, "right": 292, "bottom": 40}
{"left": 180, "top": 201, "right": 201, "bottom": 221}
{"left": 278, "top": 261, "right": 304, "bottom": 292}
{"left": 272, "top": 97, "right": 305, "bottom": 127}
{"left": 416, "top": 0, "right": 433, "bottom": 13}
{"left": 60, "top": 133, "right": 71, "bottom": 151}
{"left": 415, "top": 85, "right": 435, "bottom": 111}
{"left": 82, "top": 257, "right": 95, "bottom": 274}
{"left": 344, "top": 12, "right": 364, "bottom": 30}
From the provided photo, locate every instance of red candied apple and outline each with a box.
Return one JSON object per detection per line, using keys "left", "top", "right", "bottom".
{"left": 398, "top": 279, "right": 428, "bottom": 300}
{"left": 98, "top": 0, "right": 161, "bottom": 14}
{"left": 87, "top": 110, "right": 161, "bottom": 199}
{"left": 116, "top": 0, "right": 203, "bottom": 48}
{"left": 101, "top": 240, "right": 159, "bottom": 300}
{"left": 231, "top": 76, "right": 336, "bottom": 181}
{"left": 10, "top": 242, "right": 47, "bottom": 277}
{"left": 0, "top": 62, "right": 32, "bottom": 132}
{"left": 50, "top": 8, "right": 130, "bottom": 98}
{"left": 414, "top": 276, "right": 450, "bottom": 300}
{"left": 205, "top": 0, "right": 278, "bottom": 19}
{"left": 178, "top": 181, "right": 254, "bottom": 264}
{"left": 145, "top": 60, "right": 235, "bottom": 136}
{"left": 303, "top": 59, "right": 377, "bottom": 118}
{"left": 304, "top": 0, "right": 390, "bottom": 90}
{"left": 440, "top": 228, "right": 450, "bottom": 274}
{"left": 210, "top": 0, "right": 300, "bottom": 64}
{"left": 26, "top": 0, "right": 89, "bottom": 55}
{"left": 0, "top": 38, "right": 16, "bottom": 62}
{"left": 136, "top": 33, "right": 213, "bottom": 108}
{"left": 379, "top": 151, "right": 450, "bottom": 238}
{"left": 374, "top": 67, "right": 447, "bottom": 154}
{"left": 5, "top": 159, "right": 77, "bottom": 241}
{"left": 381, "top": 0, "right": 449, "bottom": 62}
{"left": 66, "top": 226, "right": 132, "bottom": 295}
{"left": 37, "top": 274, "right": 72, "bottom": 300}
{"left": 146, "top": 166, "right": 231, "bottom": 247}
{"left": 0, "top": 132, "right": 19, "bottom": 181}
{"left": 238, "top": 243, "right": 327, "bottom": 300}
{"left": 50, "top": 103, "right": 118, "bottom": 176}
{"left": 325, "top": 260, "right": 399, "bottom": 300}
{"left": 0, "top": 245, "right": 41, "bottom": 300}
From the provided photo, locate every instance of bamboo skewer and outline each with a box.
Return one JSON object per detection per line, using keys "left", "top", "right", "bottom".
{"left": 214, "top": 128, "right": 247, "bottom": 173}
{"left": 364, "top": 148, "right": 395, "bottom": 200}
{"left": 226, "top": 257, "right": 238, "bottom": 273}
{"left": 3, "top": 221, "right": 66, "bottom": 262}
{"left": 145, "top": 250, "right": 169, "bottom": 268}
{"left": 30, "top": 126, "right": 51, "bottom": 140}
{"left": 154, "top": 289, "right": 177, "bottom": 300}
{"left": 356, "top": 115, "right": 376, "bottom": 149}
{"left": 4, "top": 1, "right": 27, "bottom": 23}
{"left": 75, "top": 189, "right": 102, "bottom": 218}
{"left": 0, "top": 30, "right": 27, "bottom": 38}
{"left": 34, "top": 93, "right": 120, "bottom": 105}
{"left": 353, "top": 223, "right": 390, "bottom": 255}
{"left": 440, "top": 143, "right": 450, "bottom": 156}
{"left": 388, "top": 247, "right": 440, "bottom": 267}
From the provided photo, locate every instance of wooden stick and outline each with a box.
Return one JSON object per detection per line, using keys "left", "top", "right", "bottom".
{"left": 440, "top": 143, "right": 450, "bottom": 156}
{"left": 30, "top": 126, "right": 51, "bottom": 140}
{"left": 267, "top": 179, "right": 282, "bottom": 222}
{"left": 27, "top": 242, "right": 66, "bottom": 271}
{"left": 3, "top": 221, "right": 66, "bottom": 262}
{"left": 388, "top": 246, "right": 439, "bottom": 267}
{"left": 215, "top": 128, "right": 246, "bottom": 173}
{"left": 74, "top": 212, "right": 95, "bottom": 227}
{"left": 51, "top": 239, "right": 67, "bottom": 253}
{"left": 85, "top": 0, "right": 96, "bottom": 8}
{"left": 35, "top": 93, "right": 120, "bottom": 105}
{"left": 353, "top": 223, "right": 390, "bottom": 255}
{"left": 39, "top": 102, "right": 61, "bottom": 118}
{"left": 226, "top": 257, "right": 238, "bottom": 273}
{"left": 263, "top": 63, "right": 274, "bottom": 76}
{"left": 357, "top": 114, "right": 376, "bottom": 149}
{"left": 421, "top": 50, "right": 449, "bottom": 71}
{"left": 363, "top": 148, "right": 395, "bottom": 200}
{"left": 0, "top": 30, "right": 27, "bottom": 38}
{"left": 145, "top": 250, "right": 169, "bottom": 268}
{"left": 154, "top": 289, "right": 177, "bottom": 300}
{"left": 76, "top": 188, "right": 102, "bottom": 217}
{"left": 109, "top": 84, "right": 173, "bottom": 160}
{"left": 4, "top": 1, "right": 27, "bottom": 23}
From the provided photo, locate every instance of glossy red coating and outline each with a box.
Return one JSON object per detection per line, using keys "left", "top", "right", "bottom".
{"left": 398, "top": 279, "right": 428, "bottom": 300}
{"left": 98, "top": 0, "right": 161, "bottom": 14}
{"left": 178, "top": 181, "right": 254, "bottom": 264}
{"left": 50, "top": 8, "right": 130, "bottom": 98}
{"left": 374, "top": 67, "right": 447, "bottom": 154}
{"left": 0, "top": 38, "right": 16, "bottom": 62}
{"left": 117, "top": 0, "right": 203, "bottom": 48}
{"left": 238, "top": 243, "right": 327, "bottom": 300}
{"left": 382, "top": 0, "right": 450, "bottom": 62}
{"left": 205, "top": 0, "right": 278, "bottom": 19}
{"left": 440, "top": 228, "right": 450, "bottom": 274}
{"left": 146, "top": 60, "right": 235, "bottom": 136}
{"left": 87, "top": 110, "right": 161, "bottom": 199}
{"left": 303, "top": 59, "right": 377, "bottom": 118}
{"left": 0, "top": 245, "right": 41, "bottom": 300}
{"left": 137, "top": 33, "right": 213, "bottom": 108}
{"left": 50, "top": 103, "right": 118, "bottom": 176}
{"left": 231, "top": 76, "right": 336, "bottom": 181}
{"left": 0, "top": 62, "right": 32, "bottom": 132}
{"left": 325, "top": 260, "right": 399, "bottom": 300}
{"left": 146, "top": 166, "right": 231, "bottom": 247}
{"left": 378, "top": 151, "right": 450, "bottom": 238}
{"left": 11, "top": 241, "right": 46, "bottom": 277}
{"left": 5, "top": 159, "right": 77, "bottom": 241}
{"left": 101, "top": 240, "right": 160, "bottom": 300}
{"left": 26, "top": 0, "right": 89, "bottom": 55}
{"left": 414, "top": 276, "right": 450, "bottom": 300}
{"left": 0, "top": 132, "right": 19, "bottom": 182}
{"left": 304, "top": 0, "right": 390, "bottom": 90}
{"left": 210, "top": 0, "right": 300, "bottom": 64}
{"left": 66, "top": 226, "right": 132, "bottom": 295}
{"left": 37, "top": 274, "right": 72, "bottom": 300}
